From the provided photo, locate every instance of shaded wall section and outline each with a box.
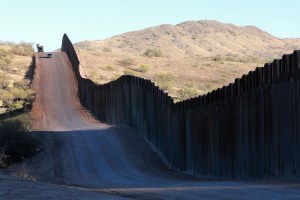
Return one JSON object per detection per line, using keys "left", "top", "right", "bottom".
{"left": 62, "top": 34, "right": 300, "bottom": 179}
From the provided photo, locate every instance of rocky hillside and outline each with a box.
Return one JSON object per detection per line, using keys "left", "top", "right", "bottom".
{"left": 74, "top": 20, "right": 300, "bottom": 101}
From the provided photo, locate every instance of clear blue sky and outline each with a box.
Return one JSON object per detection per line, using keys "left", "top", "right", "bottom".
{"left": 0, "top": 0, "right": 299, "bottom": 51}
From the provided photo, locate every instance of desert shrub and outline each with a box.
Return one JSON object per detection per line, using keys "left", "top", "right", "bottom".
{"left": 0, "top": 119, "right": 40, "bottom": 168}
{"left": 0, "top": 48, "right": 9, "bottom": 58}
{"left": 13, "top": 80, "right": 30, "bottom": 90}
{"left": 0, "top": 92, "right": 14, "bottom": 105}
{"left": 0, "top": 88, "right": 34, "bottom": 112}
{"left": 212, "top": 54, "right": 221, "bottom": 61}
{"left": 89, "top": 69, "right": 99, "bottom": 81}
{"left": 111, "top": 74, "right": 122, "bottom": 81}
{"left": 8, "top": 100, "right": 24, "bottom": 111}
{"left": 105, "top": 65, "right": 117, "bottom": 71}
{"left": 178, "top": 84, "right": 199, "bottom": 100}
{"left": 204, "top": 81, "right": 214, "bottom": 91}
{"left": 9, "top": 42, "right": 34, "bottom": 57}
{"left": 118, "top": 58, "right": 136, "bottom": 67}
{"left": 154, "top": 72, "right": 174, "bottom": 91}
{"left": 159, "top": 82, "right": 172, "bottom": 91}
{"left": 123, "top": 69, "right": 137, "bottom": 76}
{"left": 137, "top": 64, "right": 151, "bottom": 73}
{"left": 154, "top": 72, "right": 174, "bottom": 82}
{"left": 0, "top": 56, "right": 12, "bottom": 75}
{"left": 102, "top": 46, "right": 112, "bottom": 52}
{"left": 0, "top": 76, "right": 10, "bottom": 89}
{"left": 10, "top": 88, "right": 33, "bottom": 100}
{"left": 143, "top": 48, "right": 163, "bottom": 58}
{"left": 241, "top": 56, "right": 261, "bottom": 63}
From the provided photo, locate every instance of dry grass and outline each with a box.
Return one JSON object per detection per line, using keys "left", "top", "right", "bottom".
{"left": 0, "top": 43, "right": 34, "bottom": 113}
{"left": 76, "top": 47, "right": 260, "bottom": 101}
{"left": 74, "top": 20, "right": 300, "bottom": 101}
{"left": 0, "top": 113, "right": 40, "bottom": 168}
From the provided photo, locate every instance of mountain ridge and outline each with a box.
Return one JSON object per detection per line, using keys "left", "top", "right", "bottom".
{"left": 74, "top": 20, "right": 300, "bottom": 100}
{"left": 76, "top": 20, "right": 299, "bottom": 58}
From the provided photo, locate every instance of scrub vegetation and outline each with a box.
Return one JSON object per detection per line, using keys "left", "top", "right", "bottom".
{"left": 74, "top": 20, "right": 300, "bottom": 101}
{"left": 0, "top": 41, "right": 40, "bottom": 168}
{"left": 0, "top": 42, "right": 35, "bottom": 114}
{"left": 0, "top": 113, "right": 41, "bottom": 168}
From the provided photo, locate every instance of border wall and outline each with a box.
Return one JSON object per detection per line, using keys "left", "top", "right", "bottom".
{"left": 62, "top": 34, "right": 300, "bottom": 179}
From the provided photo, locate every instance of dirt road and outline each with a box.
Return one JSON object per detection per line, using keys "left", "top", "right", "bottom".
{"left": 2, "top": 52, "right": 300, "bottom": 199}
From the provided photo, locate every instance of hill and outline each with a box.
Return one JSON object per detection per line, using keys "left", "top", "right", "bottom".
{"left": 74, "top": 20, "right": 300, "bottom": 101}
{"left": 0, "top": 42, "right": 34, "bottom": 113}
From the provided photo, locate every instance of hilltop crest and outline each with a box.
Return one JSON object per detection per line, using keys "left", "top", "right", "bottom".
{"left": 74, "top": 20, "right": 300, "bottom": 100}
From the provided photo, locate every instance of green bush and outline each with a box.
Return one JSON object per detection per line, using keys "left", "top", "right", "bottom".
{"left": 123, "top": 69, "right": 137, "bottom": 76}
{"left": 143, "top": 48, "right": 163, "bottom": 58}
{"left": 0, "top": 87, "right": 34, "bottom": 112}
{"left": 105, "top": 65, "right": 117, "bottom": 71}
{"left": 178, "top": 85, "right": 199, "bottom": 100}
{"left": 137, "top": 64, "right": 151, "bottom": 73}
{"left": 10, "top": 88, "right": 32, "bottom": 100}
{"left": 0, "top": 92, "right": 14, "bottom": 104}
{"left": 8, "top": 100, "right": 24, "bottom": 111}
{"left": 154, "top": 72, "right": 174, "bottom": 91}
{"left": 111, "top": 74, "right": 122, "bottom": 81}
{"left": 154, "top": 72, "right": 174, "bottom": 82}
{"left": 0, "top": 119, "right": 40, "bottom": 168}
{"left": 89, "top": 69, "right": 99, "bottom": 81}
{"left": 118, "top": 58, "right": 136, "bottom": 67}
